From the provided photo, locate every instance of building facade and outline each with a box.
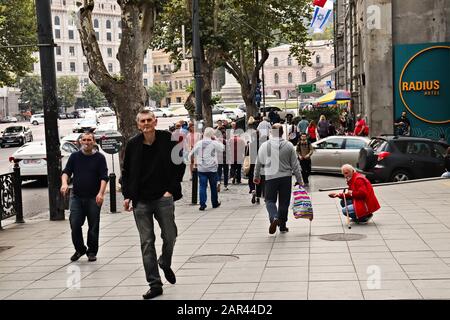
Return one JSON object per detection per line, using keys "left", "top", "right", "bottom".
{"left": 32, "top": 0, "right": 154, "bottom": 107}
{"left": 264, "top": 41, "right": 335, "bottom": 100}
{"left": 334, "top": 0, "right": 450, "bottom": 140}
{"left": 151, "top": 50, "right": 194, "bottom": 107}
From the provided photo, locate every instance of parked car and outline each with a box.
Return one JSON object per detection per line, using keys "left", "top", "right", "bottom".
{"left": 95, "top": 107, "right": 115, "bottom": 117}
{"left": 9, "top": 140, "right": 79, "bottom": 182}
{"left": 222, "top": 108, "right": 246, "bottom": 121}
{"left": 30, "top": 113, "right": 45, "bottom": 125}
{"left": 58, "top": 113, "right": 68, "bottom": 119}
{"left": 71, "top": 110, "right": 81, "bottom": 118}
{"left": 0, "top": 126, "right": 33, "bottom": 148}
{"left": 152, "top": 108, "right": 174, "bottom": 118}
{"left": 61, "top": 133, "right": 82, "bottom": 148}
{"left": 0, "top": 116, "right": 18, "bottom": 123}
{"left": 72, "top": 118, "right": 98, "bottom": 133}
{"left": 357, "top": 135, "right": 449, "bottom": 183}
{"left": 311, "top": 136, "right": 370, "bottom": 173}
{"left": 76, "top": 108, "right": 96, "bottom": 118}
{"left": 259, "top": 106, "right": 295, "bottom": 123}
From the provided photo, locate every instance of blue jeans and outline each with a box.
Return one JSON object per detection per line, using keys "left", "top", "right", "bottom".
{"left": 198, "top": 171, "right": 219, "bottom": 207}
{"left": 217, "top": 164, "right": 229, "bottom": 186}
{"left": 264, "top": 176, "right": 292, "bottom": 225}
{"left": 69, "top": 195, "right": 101, "bottom": 255}
{"left": 340, "top": 198, "right": 356, "bottom": 220}
{"left": 133, "top": 196, "right": 177, "bottom": 289}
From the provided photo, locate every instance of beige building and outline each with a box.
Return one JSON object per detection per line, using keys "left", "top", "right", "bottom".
{"left": 31, "top": 0, "right": 154, "bottom": 105}
{"left": 264, "top": 41, "right": 335, "bottom": 100}
{"left": 152, "top": 50, "right": 193, "bottom": 107}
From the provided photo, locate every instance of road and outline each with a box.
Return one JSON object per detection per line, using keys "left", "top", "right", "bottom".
{"left": 0, "top": 116, "right": 344, "bottom": 218}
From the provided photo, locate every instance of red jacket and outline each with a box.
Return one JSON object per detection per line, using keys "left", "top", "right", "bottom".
{"left": 339, "top": 172, "right": 380, "bottom": 218}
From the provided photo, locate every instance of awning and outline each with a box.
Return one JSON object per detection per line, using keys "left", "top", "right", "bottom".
{"left": 314, "top": 90, "right": 351, "bottom": 105}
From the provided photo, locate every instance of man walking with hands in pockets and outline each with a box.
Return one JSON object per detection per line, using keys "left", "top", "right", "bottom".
{"left": 121, "top": 109, "right": 185, "bottom": 300}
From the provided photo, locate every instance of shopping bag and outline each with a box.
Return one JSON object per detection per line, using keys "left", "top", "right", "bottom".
{"left": 292, "top": 185, "right": 313, "bottom": 221}
{"left": 243, "top": 156, "right": 251, "bottom": 175}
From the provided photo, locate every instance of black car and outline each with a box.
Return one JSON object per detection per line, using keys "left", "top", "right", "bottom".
{"left": 0, "top": 125, "right": 33, "bottom": 148}
{"left": 357, "top": 135, "right": 449, "bottom": 183}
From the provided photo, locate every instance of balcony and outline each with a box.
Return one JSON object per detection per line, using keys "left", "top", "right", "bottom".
{"left": 312, "top": 63, "right": 324, "bottom": 69}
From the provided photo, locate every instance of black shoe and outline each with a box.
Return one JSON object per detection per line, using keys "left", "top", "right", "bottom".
{"left": 199, "top": 205, "right": 206, "bottom": 211}
{"left": 232, "top": 178, "right": 236, "bottom": 184}
{"left": 256, "top": 197, "right": 260, "bottom": 204}
{"left": 279, "top": 226, "right": 289, "bottom": 233}
{"left": 142, "top": 287, "right": 163, "bottom": 300}
{"left": 251, "top": 192, "right": 256, "bottom": 204}
{"left": 70, "top": 251, "right": 86, "bottom": 262}
{"left": 87, "top": 254, "right": 97, "bottom": 262}
{"left": 212, "top": 202, "right": 221, "bottom": 209}
{"left": 269, "top": 219, "right": 279, "bottom": 234}
{"left": 159, "top": 263, "right": 176, "bottom": 284}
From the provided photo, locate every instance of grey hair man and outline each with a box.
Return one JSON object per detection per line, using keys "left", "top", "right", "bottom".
{"left": 254, "top": 124, "right": 303, "bottom": 234}
{"left": 121, "top": 109, "right": 185, "bottom": 299}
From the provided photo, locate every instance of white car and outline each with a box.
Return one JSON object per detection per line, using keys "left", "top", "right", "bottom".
{"left": 72, "top": 118, "right": 98, "bottom": 133}
{"left": 96, "top": 118, "right": 117, "bottom": 132}
{"left": 95, "top": 107, "right": 115, "bottom": 117}
{"left": 222, "top": 108, "right": 245, "bottom": 120}
{"left": 10, "top": 141, "right": 79, "bottom": 182}
{"left": 152, "top": 108, "right": 174, "bottom": 118}
{"left": 30, "top": 114, "right": 45, "bottom": 125}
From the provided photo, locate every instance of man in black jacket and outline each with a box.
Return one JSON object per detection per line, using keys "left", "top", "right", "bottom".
{"left": 121, "top": 109, "right": 185, "bottom": 299}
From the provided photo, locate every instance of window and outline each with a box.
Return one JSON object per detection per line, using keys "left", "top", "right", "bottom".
{"left": 157, "top": 65, "right": 161, "bottom": 72}
{"left": 108, "top": 63, "right": 113, "bottom": 73}
{"left": 176, "top": 97, "right": 182, "bottom": 103}
{"left": 94, "top": 19, "right": 99, "bottom": 28}
{"left": 106, "top": 20, "right": 111, "bottom": 29}
{"left": 106, "top": 32, "right": 112, "bottom": 41}
{"left": 68, "top": 17, "right": 74, "bottom": 26}
{"left": 83, "top": 63, "right": 88, "bottom": 72}
{"left": 274, "top": 73, "right": 279, "bottom": 84}
{"left": 185, "top": 63, "right": 188, "bottom": 71}
{"left": 316, "top": 55, "right": 321, "bottom": 64}
{"left": 69, "top": 46, "right": 75, "bottom": 56}
{"left": 143, "top": 64, "right": 148, "bottom": 73}
{"left": 68, "top": 30, "right": 74, "bottom": 39}
{"left": 55, "top": 29, "right": 61, "bottom": 39}
{"left": 317, "top": 138, "right": 344, "bottom": 149}
{"left": 179, "top": 81, "right": 183, "bottom": 89}
{"left": 118, "top": 20, "right": 122, "bottom": 28}
{"left": 316, "top": 71, "right": 321, "bottom": 77}
{"left": 107, "top": 48, "right": 112, "bottom": 57}
{"left": 345, "top": 139, "right": 367, "bottom": 150}
{"left": 143, "top": 79, "right": 148, "bottom": 87}
{"left": 70, "top": 62, "right": 76, "bottom": 72}
{"left": 54, "top": 16, "right": 60, "bottom": 25}
{"left": 274, "top": 58, "right": 278, "bottom": 66}
{"left": 154, "top": 66, "right": 157, "bottom": 73}
{"left": 175, "top": 81, "right": 178, "bottom": 90}
{"left": 62, "top": 142, "right": 78, "bottom": 153}
{"left": 302, "top": 72, "right": 307, "bottom": 83}
{"left": 56, "top": 46, "right": 61, "bottom": 55}
{"left": 287, "top": 57, "right": 292, "bottom": 66}
{"left": 330, "top": 54, "right": 334, "bottom": 64}
{"left": 56, "top": 62, "right": 62, "bottom": 72}
{"left": 118, "top": 33, "right": 121, "bottom": 39}
{"left": 95, "top": 31, "right": 99, "bottom": 40}
{"left": 405, "top": 142, "right": 431, "bottom": 157}
{"left": 84, "top": 78, "right": 89, "bottom": 85}
{"left": 288, "top": 72, "right": 293, "bottom": 84}
{"left": 433, "top": 143, "right": 447, "bottom": 159}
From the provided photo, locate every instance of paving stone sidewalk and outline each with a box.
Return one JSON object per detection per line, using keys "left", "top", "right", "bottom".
{"left": 0, "top": 179, "right": 450, "bottom": 300}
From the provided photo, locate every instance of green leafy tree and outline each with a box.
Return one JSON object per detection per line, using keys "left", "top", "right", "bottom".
{"left": 18, "top": 75, "right": 43, "bottom": 113}
{"left": 82, "top": 83, "right": 107, "bottom": 109}
{"left": 147, "top": 83, "right": 168, "bottom": 107}
{"left": 0, "top": 0, "right": 37, "bottom": 86}
{"left": 57, "top": 76, "right": 79, "bottom": 112}
{"left": 153, "top": 0, "right": 311, "bottom": 125}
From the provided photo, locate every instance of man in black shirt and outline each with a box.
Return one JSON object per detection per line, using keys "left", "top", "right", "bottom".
{"left": 61, "top": 132, "right": 109, "bottom": 262}
{"left": 394, "top": 111, "right": 411, "bottom": 136}
{"left": 121, "top": 109, "right": 185, "bottom": 300}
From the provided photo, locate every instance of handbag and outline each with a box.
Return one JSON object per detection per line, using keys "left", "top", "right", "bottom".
{"left": 292, "top": 185, "right": 313, "bottom": 221}
{"left": 243, "top": 156, "right": 251, "bottom": 175}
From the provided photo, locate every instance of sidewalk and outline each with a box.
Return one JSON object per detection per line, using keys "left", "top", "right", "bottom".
{"left": 0, "top": 179, "right": 450, "bottom": 300}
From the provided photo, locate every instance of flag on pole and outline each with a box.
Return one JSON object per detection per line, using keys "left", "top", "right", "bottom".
{"left": 310, "top": 6, "right": 332, "bottom": 30}
{"left": 313, "top": 0, "right": 334, "bottom": 10}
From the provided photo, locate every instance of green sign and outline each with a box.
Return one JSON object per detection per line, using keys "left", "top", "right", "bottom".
{"left": 394, "top": 42, "right": 450, "bottom": 143}
{"left": 298, "top": 84, "right": 316, "bottom": 93}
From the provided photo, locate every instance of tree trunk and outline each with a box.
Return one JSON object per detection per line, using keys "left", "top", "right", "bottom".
{"left": 201, "top": 61, "right": 213, "bottom": 127}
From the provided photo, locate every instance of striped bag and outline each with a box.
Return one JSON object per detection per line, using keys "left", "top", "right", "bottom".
{"left": 292, "top": 185, "right": 313, "bottom": 221}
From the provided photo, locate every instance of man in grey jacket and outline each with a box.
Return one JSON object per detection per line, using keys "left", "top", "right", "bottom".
{"left": 254, "top": 124, "right": 303, "bottom": 234}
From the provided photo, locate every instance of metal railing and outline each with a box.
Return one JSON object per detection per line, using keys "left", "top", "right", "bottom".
{"left": 0, "top": 163, "right": 24, "bottom": 229}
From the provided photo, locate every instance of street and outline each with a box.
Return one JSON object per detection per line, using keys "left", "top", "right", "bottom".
{"left": 0, "top": 116, "right": 344, "bottom": 219}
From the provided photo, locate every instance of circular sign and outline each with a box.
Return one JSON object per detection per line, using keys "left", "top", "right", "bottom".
{"left": 399, "top": 46, "right": 450, "bottom": 124}
{"left": 98, "top": 132, "right": 123, "bottom": 154}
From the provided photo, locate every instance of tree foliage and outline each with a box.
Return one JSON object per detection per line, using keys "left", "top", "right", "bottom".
{"left": 82, "top": 83, "right": 107, "bottom": 109}
{"left": 57, "top": 76, "right": 79, "bottom": 112}
{"left": 18, "top": 75, "right": 43, "bottom": 113}
{"left": 0, "top": 0, "right": 37, "bottom": 86}
{"left": 147, "top": 83, "right": 168, "bottom": 107}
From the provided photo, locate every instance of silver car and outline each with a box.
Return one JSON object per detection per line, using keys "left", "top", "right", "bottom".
{"left": 310, "top": 136, "right": 370, "bottom": 173}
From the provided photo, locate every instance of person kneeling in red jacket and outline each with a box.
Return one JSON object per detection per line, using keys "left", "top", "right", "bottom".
{"left": 329, "top": 164, "right": 380, "bottom": 224}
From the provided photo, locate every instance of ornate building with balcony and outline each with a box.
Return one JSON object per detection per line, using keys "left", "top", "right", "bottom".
{"left": 264, "top": 41, "right": 335, "bottom": 100}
